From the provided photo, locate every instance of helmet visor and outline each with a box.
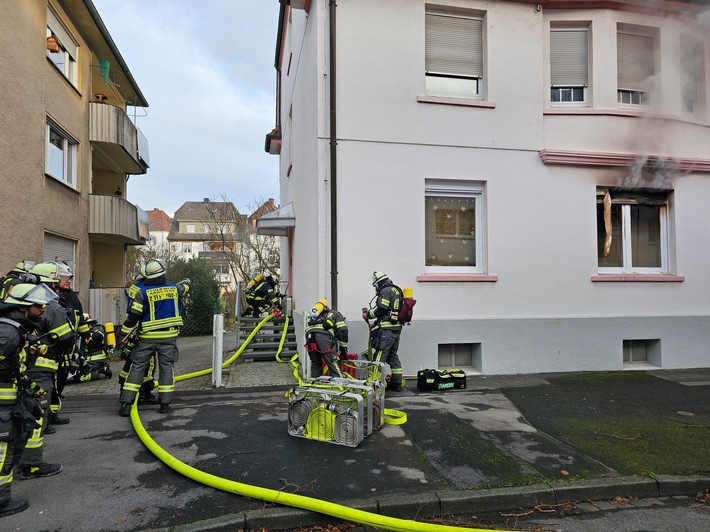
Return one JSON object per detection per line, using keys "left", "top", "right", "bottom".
{"left": 13, "top": 283, "right": 58, "bottom": 306}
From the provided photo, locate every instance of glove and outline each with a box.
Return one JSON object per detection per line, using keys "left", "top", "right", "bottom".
{"left": 340, "top": 348, "right": 348, "bottom": 361}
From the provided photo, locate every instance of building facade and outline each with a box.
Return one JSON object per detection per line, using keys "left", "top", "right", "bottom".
{"left": 264, "top": 0, "right": 710, "bottom": 375}
{"left": 1, "top": 0, "right": 149, "bottom": 308}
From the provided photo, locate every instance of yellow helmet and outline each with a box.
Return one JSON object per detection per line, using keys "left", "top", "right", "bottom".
{"left": 31, "top": 262, "right": 60, "bottom": 283}
{"left": 5, "top": 283, "right": 57, "bottom": 306}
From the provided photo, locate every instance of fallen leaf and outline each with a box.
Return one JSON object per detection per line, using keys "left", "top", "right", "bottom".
{"left": 560, "top": 470, "right": 569, "bottom": 475}
{"left": 677, "top": 410, "right": 694, "bottom": 416}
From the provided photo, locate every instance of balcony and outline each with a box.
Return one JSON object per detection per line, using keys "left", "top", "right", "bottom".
{"left": 90, "top": 102, "right": 149, "bottom": 174}
{"left": 89, "top": 194, "right": 148, "bottom": 245}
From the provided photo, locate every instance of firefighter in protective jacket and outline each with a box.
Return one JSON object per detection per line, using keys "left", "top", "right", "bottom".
{"left": 305, "top": 299, "right": 343, "bottom": 379}
{"left": 0, "top": 283, "right": 55, "bottom": 517}
{"left": 17, "top": 263, "right": 73, "bottom": 478}
{"left": 242, "top": 274, "right": 281, "bottom": 317}
{"left": 69, "top": 314, "right": 112, "bottom": 383}
{"left": 119, "top": 259, "right": 189, "bottom": 416}
{"left": 363, "top": 272, "right": 405, "bottom": 391}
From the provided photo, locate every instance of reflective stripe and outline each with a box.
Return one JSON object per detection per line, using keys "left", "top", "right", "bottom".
{"left": 123, "top": 382, "right": 141, "bottom": 393}
{"left": 158, "top": 384, "right": 174, "bottom": 393}
{"left": 141, "top": 316, "right": 183, "bottom": 331}
{"left": 138, "top": 328, "right": 179, "bottom": 340}
{"left": 0, "top": 385, "right": 19, "bottom": 401}
{"left": 0, "top": 442, "right": 10, "bottom": 486}
{"left": 86, "top": 353, "right": 107, "bottom": 362}
{"left": 49, "top": 321, "right": 73, "bottom": 338}
{"left": 35, "top": 357, "right": 59, "bottom": 371}
{"left": 25, "top": 427, "right": 43, "bottom": 449}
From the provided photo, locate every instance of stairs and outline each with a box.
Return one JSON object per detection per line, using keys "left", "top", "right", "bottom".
{"left": 238, "top": 315, "right": 299, "bottom": 361}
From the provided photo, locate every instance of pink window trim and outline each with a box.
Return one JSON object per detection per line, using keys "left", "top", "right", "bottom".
{"left": 417, "top": 274, "right": 498, "bottom": 282}
{"left": 539, "top": 149, "right": 710, "bottom": 173}
{"left": 591, "top": 274, "right": 685, "bottom": 283}
{"left": 417, "top": 95, "right": 496, "bottom": 108}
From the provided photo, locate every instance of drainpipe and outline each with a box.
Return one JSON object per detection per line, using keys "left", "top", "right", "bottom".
{"left": 329, "top": 0, "right": 338, "bottom": 308}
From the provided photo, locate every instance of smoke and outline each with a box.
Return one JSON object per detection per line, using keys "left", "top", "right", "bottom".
{"left": 621, "top": 6, "right": 709, "bottom": 190}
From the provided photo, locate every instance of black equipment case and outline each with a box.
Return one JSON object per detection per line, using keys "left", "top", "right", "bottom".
{"left": 416, "top": 368, "right": 467, "bottom": 391}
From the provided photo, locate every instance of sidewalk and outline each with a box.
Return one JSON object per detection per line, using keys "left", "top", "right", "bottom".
{"left": 4, "top": 335, "right": 709, "bottom": 531}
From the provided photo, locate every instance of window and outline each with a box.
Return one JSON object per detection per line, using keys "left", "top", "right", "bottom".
{"left": 187, "top": 224, "right": 196, "bottom": 233}
{"left": 550, "top": 27, "right": 588, "bottom": 104}
{"left": 438, "top": 343, "right": 481, "bottom": 371}
{"left": 425, "top": 9, "right": 483, "bottom": 98}
{"left": 617, "top": 29, "right": 654, "bottom": 106}
{"left": 183, "top": 242, "right": 192, "bottom": 254}
{"left": 46, "top": 121, "right": 77, "bottom": 187}
{"left": 596, "top": 188, "right": 668, "bottom": 273}
{"left": 425, "top": 180, "right": 484, "bottom": 272}
{"left": 47, "top": 7, "right": 78, "bottom": 86}
{"left": 680, "top": 34, "right": 705, "bottom": 118}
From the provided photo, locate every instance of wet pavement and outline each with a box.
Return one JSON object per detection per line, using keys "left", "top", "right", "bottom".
{"left": 3, "top": 333, "right": 709, "bottom": 531}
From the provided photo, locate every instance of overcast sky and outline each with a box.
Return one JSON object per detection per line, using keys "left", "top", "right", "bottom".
{"left": 92, "top": 0, "right": 281, "bottom": 217}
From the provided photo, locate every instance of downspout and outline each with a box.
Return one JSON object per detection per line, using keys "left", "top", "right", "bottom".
{"left": 329, "top": 0, "right": 338, "bottom": 308}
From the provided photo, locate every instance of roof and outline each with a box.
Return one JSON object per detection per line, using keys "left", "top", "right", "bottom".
{"left": 173, "top": 200, "right": 241, "bottom": 222}
{"left": 147, "top": 208, "right": 172, "bottom": 232}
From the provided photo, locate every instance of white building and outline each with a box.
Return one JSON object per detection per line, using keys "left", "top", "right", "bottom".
{"left": 262, "top": 0, "right": 710, "bottom": 375}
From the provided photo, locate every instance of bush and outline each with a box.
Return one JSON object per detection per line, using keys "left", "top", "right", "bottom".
{"left": 168, "top": 258, "right": 222, "bottom": 336}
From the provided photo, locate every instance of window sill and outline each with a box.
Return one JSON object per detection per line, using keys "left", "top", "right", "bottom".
{"left": 591, "top": 274, "right": 684, "bottom": 283}
{"left": 417, "top": 274, "right": 498, "bottom": 282}
{"left": 417, "top": 95, "right": 496, "bottom": 108}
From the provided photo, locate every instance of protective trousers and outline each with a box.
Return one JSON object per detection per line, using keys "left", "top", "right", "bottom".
{"left": 17, "top": 372, "right": 52, "bottom": 468}
{"left": 0, "top": 411, "right": 27, "bottom": 505}
{"left": 370, "top": 329, "right": 403, "bottom": 390}
{"left": 120, "top": 340, "right": 178, "bottom": 405}
{"left": 119, "top": 354, "right": 156, "bottom": 395}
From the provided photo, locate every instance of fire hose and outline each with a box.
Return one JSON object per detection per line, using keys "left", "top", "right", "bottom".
{"left": 127, "top": 313, "right": 496, "bottom": 531}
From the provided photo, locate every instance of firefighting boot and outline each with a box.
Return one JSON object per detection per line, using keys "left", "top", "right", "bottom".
{"left": 119, "top": 403, "right": 132, "bottom": 417}
{"left": 17, "top": 463, "right": 62, "bottom": 480}
{"left": 48, "top": 412, "right": 70, "bottom": 425}
{"left": 0, "top": 498, "right": 29, "bottom": 517}
{"left": 159, "top": 403, "right": 171, "bottom": 414}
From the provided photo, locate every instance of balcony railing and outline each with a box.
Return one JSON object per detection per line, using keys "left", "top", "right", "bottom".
{"left": 89, "top": 194, "right": 147, "bottom": 245}
{"left": 90, "top": 102, "right": 149, "bottom": 174}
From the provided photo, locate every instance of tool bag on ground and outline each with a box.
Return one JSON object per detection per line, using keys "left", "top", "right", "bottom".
{"left": 416, "top": 368, "right": 467, "bottom": 391}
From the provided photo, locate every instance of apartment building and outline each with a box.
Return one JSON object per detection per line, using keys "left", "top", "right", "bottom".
{"left": 0, "top": 0, "right": 149, "bottom": 307}
{"left": 263, "top": 0, "right": 710, "bottom": 375}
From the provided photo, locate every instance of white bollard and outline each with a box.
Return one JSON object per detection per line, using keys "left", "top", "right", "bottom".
{"left": 212, "top": 314, "right": 224, "bottom": 387}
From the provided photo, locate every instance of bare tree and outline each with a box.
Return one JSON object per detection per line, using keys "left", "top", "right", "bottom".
{"left": 203, "top": 194, "right": 280, "bottom": 286}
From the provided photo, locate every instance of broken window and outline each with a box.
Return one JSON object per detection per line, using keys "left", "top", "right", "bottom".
{"left": 596, "top": 188, "right": 668, "bottom": 273}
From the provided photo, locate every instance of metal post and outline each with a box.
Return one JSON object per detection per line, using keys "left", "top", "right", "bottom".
{"left": 235, "top": 281, "right": 242, "bottom": 347}
{"left": 212, "top": 314, "right": 224, "bottom": 387}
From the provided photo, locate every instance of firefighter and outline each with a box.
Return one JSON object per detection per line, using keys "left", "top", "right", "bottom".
{"left": 118, "top": 259, "right": 190, "bottom": 416}
{"left": 118, "top": 268, "right": 158, "bottom": 404}
{"left": 363, "top": 272, "right": 405, "bottom": 391}
{"left": 242, "top": 274, "right": 281, "bottom": 317}
{"left": 0, "top": 283, "right": 56, "bottom": 516}
{"left": 0, "top": 261, "right": 36, "bottom": 301}
{"left": 305, "top": 299, "right": 342, "bottom": 379}
{"left": 16, "top": 263, "right": 72, "bottom": 477}
{"left": 52, "top": 263, "right": 89, "bottom": 423}
{"left": 69, "top": 314, "right": 111, "bottom": 383}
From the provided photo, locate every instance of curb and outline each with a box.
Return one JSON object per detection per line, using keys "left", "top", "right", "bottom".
{"left": 156, "top": 475, "right": 710, "bottom": 532}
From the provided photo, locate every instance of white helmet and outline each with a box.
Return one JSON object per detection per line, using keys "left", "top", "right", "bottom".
{"left": 372, "top": 271, "right": 389, "bottom": 286}
{"left": 57, "top": 262, "right": 73, "bottom": 280}
{"left": 5, "top": 283, "right": 58, "bottom": 306}
{"left": 144, "top": 258, "right": 167, "bottom": 279}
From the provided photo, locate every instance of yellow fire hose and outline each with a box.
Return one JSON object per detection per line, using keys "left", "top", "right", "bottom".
{"left": 128, "top": 313, "right": 498, "bottom": 531}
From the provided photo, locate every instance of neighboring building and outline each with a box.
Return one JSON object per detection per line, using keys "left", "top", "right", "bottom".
{"left": 169, "top": 199, "right": 245, "bottom": 288}
{"left": 1, "top": 0, "right": 149, "bottom": 310}
{"left": 145, "top": 207, "right": 172, "bottom": 255}
{"left": 262, "top": 0, "right": 710, "bottom": 375}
